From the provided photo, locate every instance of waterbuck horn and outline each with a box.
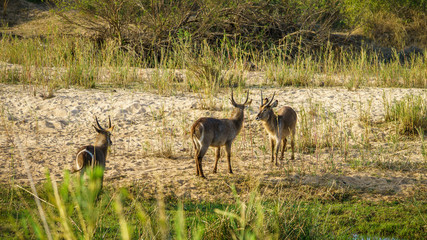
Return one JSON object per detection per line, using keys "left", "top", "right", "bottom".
{"left": 243, "top": 90, "right": 249, "bottom": 104}
{"left": 261, "top": 91, "right": 269, "bottom": 106}
{"left": 108, "top": 116, "right": 112, "bottom": 128}
{"left": 267, "top": 92, "right": 275, "bottom": 106}
{"left": 260, "top": 90, "right": 263, "bottom": 105}
{"left": 95, "top": 116, "right": 104, "bottom": 130}
{"left": 230, "top": 90, "right": 238, "bottom": 107}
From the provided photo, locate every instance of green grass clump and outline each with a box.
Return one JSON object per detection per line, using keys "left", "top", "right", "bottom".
{"left": 0, "top": 68, "right": 22, "bottom": 84}
{"left": 384, "top": 94, "right": 427, "bottom": 135}
{"left": 297, "top": 102, "right": 349, "bottom": 154}
{"left": 322, "top": 200, "right": 427, "bottom": 239}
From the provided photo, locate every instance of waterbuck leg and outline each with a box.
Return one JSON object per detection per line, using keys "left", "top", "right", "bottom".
{"left": 192, "top": 139, "right": 200, "bottom": 176}
{"left": 275, "top": 139, "right": 281, "bottom": 166}
{"left": 291, "top": 134, "right": 295, "bottom": 160}
{"left": 195, "top": 151, "right": 200, "bottom": 176}
{"left": 225, "top": 142, "right": 233, "bottom": 174}
{"left": 198, "top": 158, "right": 206, "bottom": 178}
{"left": 197, "top": 145, "right": 209, "bottom": 178}
{"left": 281, "top": 138, "right": 287, "bottom": 161}
{"left": 213, "top": 147, "right": 221, "bottom": 173}
{"left": 270, "top": 138, "right": 275, "bottom": 163}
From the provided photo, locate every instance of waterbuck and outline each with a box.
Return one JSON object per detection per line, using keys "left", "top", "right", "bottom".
{"left": 191, "top": 90, "right": 252, "bottom": 178}
{"left": 72, "top": 116, "right": 114, "bottom": 185}
{"left": 256, "top": 91, "right": 297, "bottom": 165}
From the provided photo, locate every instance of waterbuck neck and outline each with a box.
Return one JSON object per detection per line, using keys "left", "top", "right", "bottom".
{"left": 262, "top": 110, "right": 278, "bottom": 134}
{"left": 230, "top": 108, "right": 245, "bottom": 132}
{"left": 94, "top": 134, "right": 109, "bottom": 153}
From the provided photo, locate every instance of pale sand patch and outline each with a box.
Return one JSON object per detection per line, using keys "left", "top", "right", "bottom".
{"left": 0, "top": 84, "right": 425, "bottom": 201}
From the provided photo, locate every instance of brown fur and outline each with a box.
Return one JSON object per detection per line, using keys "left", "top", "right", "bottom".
{"left": 191, "top": 91, "right": 252, "bottom": 178}
{"left": 256, "top": 92, "right": 297, "bottom": 165}
{"left": 72, "top": 116, "right": 114, "bottom": 187}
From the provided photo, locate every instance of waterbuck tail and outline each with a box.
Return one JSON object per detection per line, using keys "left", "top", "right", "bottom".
{"left": 190, "top": 119, "right": 204, "bottom": 153}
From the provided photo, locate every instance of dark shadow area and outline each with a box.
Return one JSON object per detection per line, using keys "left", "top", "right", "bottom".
{"left": 294, "top": 172, "right": 427, "bottom": 198}
{"left": 0, "top": 0, "right": 49, "bottom": 28}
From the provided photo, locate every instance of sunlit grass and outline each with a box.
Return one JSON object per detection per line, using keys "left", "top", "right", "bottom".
{"left": 384, "top": 94, "right": 427, "bottom": 135}
{"left": 1, "top": 33, "right": 426, "bottom": 94}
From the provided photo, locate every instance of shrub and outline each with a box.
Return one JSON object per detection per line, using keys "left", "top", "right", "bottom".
{"left": 51, "top": 0, "right": 342, "bottom": 54}
{"left": 341, "top": 0, "right": 427, "bottom": 48}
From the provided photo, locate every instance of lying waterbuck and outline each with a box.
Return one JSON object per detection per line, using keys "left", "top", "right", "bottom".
{"left": 256, "top": 91, "right": 297, "bottom": 165}
{"left": 191, "top": 90, "right": 252, "bottom": 178}
{"left": 72, "top": 116, "right": 114, "bottom": 185}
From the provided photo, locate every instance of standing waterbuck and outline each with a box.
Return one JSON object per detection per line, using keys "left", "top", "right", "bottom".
{"left": 72, "top": 116, "right": 114, "bottom": 186}
{"left": 256, "top": 91, "right": 297, "bottom": 165}
{"left": 191, "top": 90, "right": 252, "bottom": 178}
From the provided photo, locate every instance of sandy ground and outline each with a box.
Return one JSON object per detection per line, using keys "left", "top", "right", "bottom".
{"left": 0, "top": 83, "right": 426, "bottom": 202}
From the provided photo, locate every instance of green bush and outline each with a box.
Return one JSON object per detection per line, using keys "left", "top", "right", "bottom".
{"left": 341, "top": 0, "right": 427, "bottom": 47}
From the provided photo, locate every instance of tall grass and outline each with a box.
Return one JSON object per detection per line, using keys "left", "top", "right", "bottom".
{"left": 1, "top": 33, "right": 426, "bottom": 94}
{"left": 297, "top": 101, "right": 351, "bottom": 154}
{"left": 384, "top": 94, "right": 427, "bottom": 134}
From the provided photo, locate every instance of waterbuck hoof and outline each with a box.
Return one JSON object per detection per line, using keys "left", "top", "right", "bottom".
{"left": 212, "top": 170, "right": 217, "bottom": 174}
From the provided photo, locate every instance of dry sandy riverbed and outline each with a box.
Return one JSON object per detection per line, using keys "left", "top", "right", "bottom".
{"left": 0, "top": 83, "right": 426, "bottom": 202}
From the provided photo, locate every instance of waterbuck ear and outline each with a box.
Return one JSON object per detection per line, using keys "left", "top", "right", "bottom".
{"left": 262, "top": 98, "right": 269, "bottom": 106}
{"left": 245, "top": 99, "right": 252, "bottom": 106}
{"left": 108, "top": 125, "right": 115, "bottom": 132}
{"left": 270, "top": 100, "right": 278, "bottom": 108}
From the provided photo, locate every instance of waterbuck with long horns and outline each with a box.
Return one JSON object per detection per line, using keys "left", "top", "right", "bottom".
{"left": 256, "top": 91, "right": 297, "bottom": 165}
{"left": 72, "top": 116, "right": 114, "bottom": 185}
{"left": 191, "top": 90, "right": 252, "bottom": 178}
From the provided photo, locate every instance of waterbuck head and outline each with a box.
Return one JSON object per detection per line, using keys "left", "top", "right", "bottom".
{"left": 230, "top": 90, "right": 252, "bottom": 118}
{"left": 256, "top": 91, "right": 278, "bottom": 121}
{"left": 93, "top": 116, "right": 115, "bottom": 148}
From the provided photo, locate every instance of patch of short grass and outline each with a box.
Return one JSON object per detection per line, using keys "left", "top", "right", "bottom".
{"left": 325, "top": 200, "right": 427, "bottom": 239}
